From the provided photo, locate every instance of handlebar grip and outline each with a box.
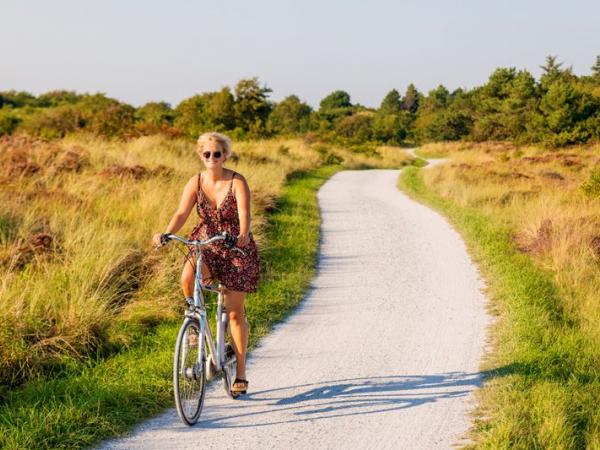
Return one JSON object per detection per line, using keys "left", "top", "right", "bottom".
{"left": 160, "top": 233, "right": 172, "bottom": 246}
{"left": 222, "top": 232, "right": 237, "bottom": 249}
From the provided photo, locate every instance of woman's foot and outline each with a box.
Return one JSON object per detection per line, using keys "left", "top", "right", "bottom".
{"left": 188, "top": 334, "right": 198, "bottom": 347}
{"left": 231, "top": 378, "right": 248, "bottom": 394}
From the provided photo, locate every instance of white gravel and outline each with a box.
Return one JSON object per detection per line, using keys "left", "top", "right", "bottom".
{"left": 98, "top": 165, "right": 490, "bottom": 450}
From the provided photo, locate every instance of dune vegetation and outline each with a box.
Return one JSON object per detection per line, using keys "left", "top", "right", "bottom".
{"left": 401, "top": 141, "right": 600, "bottom": 448}
{"left": 0, "top": 133, "right": 410, "bottom": 393}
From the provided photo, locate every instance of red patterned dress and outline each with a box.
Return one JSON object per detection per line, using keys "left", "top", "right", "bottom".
{"left": 186, "top": 170, "right": 260, "bottom": 293}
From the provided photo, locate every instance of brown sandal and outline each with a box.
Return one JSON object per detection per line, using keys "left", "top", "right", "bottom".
{"left": 231, "top": 378, "right": 248, "bottom": 394}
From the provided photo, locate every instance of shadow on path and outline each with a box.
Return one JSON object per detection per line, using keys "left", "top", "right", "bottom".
{"left": 169, "top": 371, "right": 486, "bottom": 430}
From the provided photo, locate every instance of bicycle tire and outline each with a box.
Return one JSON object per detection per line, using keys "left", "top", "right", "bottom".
{"left": 173, "top": 319, "right": 206, "bottom": 425}
{"left": 223, "top": 342, "right": 240, "bottom": 399}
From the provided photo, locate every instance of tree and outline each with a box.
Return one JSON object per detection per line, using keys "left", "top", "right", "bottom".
{"left": 535, "top": 80, "right": 599, "bottom": 146}
{"left": 136, "top": 101, "right": 174, "bottom": 128}
{"left": 19, "top": 105, "right": 84, "bottom": 138}
{"left": 207, "top": 87, "right": 235, "bottom": 130}
{"left": 174, "top": 94, "right": 211, "bottom": 139}
{"left": 591, "top": 55, "right": 600, "bottom": 82}
{"left": 540, "top": 55, "right": 563, "bottom": 76}
{"left": 38, "top": 90, "right": 83, "bottom": 107}
{"left": 0, "top": 90, "right": 39, "bottom": 108}
{"left": 402, "top": 84, "right": 420, "bottom": 113}
{"left": 484, "top": 67, "right": 517, "bottom": 100}
{"left": 76, "top": 93, "right": 136, "bottom": 138}
{"left": 372, "top": 111, "right": 410, "bottom": 144}
{"left": 319, "top": 90, "right": 352, "bottom": 111}
{"left": 540, "top": 55, "right": 566, "bottom": 89}
{"left": 267, "top": 95, "right": 312, "bottom": 134}
{"left": 334, "top": 113, "right": 373, "bottom": 142}
{"left": 379, "top": 89, "right": 402, "bottom": 114}
{"left": 233, "top": 77, "right": 272, "bottom": 135}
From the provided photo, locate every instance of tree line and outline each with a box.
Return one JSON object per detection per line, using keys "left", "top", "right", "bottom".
{"left": 1, "top": 55, "right": 600, "bottom": 147}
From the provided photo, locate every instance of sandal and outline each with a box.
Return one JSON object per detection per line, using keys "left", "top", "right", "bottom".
{"left": 231, "top": 378, "right": 248, "bottom": 394}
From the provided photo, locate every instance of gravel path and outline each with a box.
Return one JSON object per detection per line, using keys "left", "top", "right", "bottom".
{"left": 98, "top": 164, "right": 489, "bottom": 450}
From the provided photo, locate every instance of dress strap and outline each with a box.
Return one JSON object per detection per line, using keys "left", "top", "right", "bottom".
{"left": 229, "top": 171, "right": 237, "bottom": 192}
{"left": 197, "top": 172, "right": 203, "bottom": 199}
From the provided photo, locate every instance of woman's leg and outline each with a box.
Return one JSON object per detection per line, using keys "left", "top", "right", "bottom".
{"left": 180, "top": 258, "right": 213, "bottom": 298}
{"left": 224, "top": 290, "right": 248, "bottom": 380}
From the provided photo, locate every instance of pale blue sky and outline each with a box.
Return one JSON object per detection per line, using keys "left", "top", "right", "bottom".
{"left": 1, "top": 0, "right": 598, "bottom": 108}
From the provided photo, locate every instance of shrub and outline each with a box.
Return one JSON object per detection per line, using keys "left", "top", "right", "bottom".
{"left": 18, "top": 106, "right": 84, "bottom": 139}
{"left": 581, "top": 169, "right": 600, "bottom": 197}
{"left": 334, "top": 113, "right": 373, "bottom": 143}
{"left": 0, "top": 111, "right": 20, "bottom": 136}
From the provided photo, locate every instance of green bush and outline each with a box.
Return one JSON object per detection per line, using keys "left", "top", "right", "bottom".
{"left": 0, "top": 111, "right": 21, "bottom": 136}
{"left": 18, "top": 106, "right": 84, "bottom": 138}
{"left": 267, "top": 95, "right": 312, "bottom": 135}
{"left": 334, "top": 113, "right": 373, "bottom": 143}
{"left": 581, "top": 169, "right": 600, "bottom": 197}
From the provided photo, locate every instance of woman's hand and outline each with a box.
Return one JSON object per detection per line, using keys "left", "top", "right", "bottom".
{"left": 237, "top": 232, "right": 250, "bottom": 248}
{"left": 152, "top": 233, "right": 164, "bottom": 247}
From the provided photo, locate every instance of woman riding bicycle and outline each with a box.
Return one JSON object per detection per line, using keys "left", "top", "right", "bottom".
{"left": 152, "top": 131, "right": 260, "bottom": 395}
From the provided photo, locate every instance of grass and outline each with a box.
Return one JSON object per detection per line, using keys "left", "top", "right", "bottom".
{"left": 399, "top": 141, "right": 600, "bottom": 449}
{"left": 0, "top": 133, "right": 410, "bottom": 448}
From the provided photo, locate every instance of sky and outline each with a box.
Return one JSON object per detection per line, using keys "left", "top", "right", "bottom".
{"left": 1, "top": 0, "right": 599, "bottom": 109}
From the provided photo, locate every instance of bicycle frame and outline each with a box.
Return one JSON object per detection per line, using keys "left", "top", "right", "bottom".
{"left": 181, "top": 246, "right": 232, "bottom": 377}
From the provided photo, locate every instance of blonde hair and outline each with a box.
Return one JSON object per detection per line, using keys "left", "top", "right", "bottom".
{"left": 196, "top": 132, "right": 233, "bottom": 158}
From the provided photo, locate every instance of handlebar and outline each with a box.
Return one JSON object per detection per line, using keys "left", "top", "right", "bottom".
{"left": 156, "top": 231, "right": 246, "bottom": 256}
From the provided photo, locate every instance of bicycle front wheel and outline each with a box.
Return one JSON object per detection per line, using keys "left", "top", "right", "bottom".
{"left": 173, "top": 318, "right": 206, "bottom": 425}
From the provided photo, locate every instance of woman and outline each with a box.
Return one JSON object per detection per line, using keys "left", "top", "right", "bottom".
{"left": 152, "top": 131, "right": 260, "bottom": 395}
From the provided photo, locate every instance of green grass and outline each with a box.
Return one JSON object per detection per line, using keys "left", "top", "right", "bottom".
{"left": 399, "top": 167, "right": 600, "bottom": 449}
{"left": 0, "top": 164, "right": 343, "bottom": 450}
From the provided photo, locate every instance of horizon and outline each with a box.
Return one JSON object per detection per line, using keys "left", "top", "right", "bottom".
{"left": 1, "top": 0, "right": 599, "bottom": 109}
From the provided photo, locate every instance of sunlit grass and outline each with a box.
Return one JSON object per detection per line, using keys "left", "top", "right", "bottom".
{"left": 0, "top": 133, "right": 410, "bottom": 389}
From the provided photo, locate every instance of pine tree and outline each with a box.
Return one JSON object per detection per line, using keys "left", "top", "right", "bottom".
{"left": 379, "top": 89, "right": 402, "bottom": 114}
{"left": 591, "top": 55, "right": 600, "bottom": 81}
{"left": 402, "top": 84, "right": 420, "bottom": 113}
{"left": 540, "top": 55, "right": 564, "bottom": 87}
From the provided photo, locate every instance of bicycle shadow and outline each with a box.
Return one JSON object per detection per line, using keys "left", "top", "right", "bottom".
{"left": 186, "top": 371, "right": 484, "bottom": 429}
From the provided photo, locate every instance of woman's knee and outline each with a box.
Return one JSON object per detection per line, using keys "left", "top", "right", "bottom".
{"left": 228, "top": 308, "right": 246, "bottom": 324}
{"left": 226, "top": 292, "right": 246, "bottom": 324}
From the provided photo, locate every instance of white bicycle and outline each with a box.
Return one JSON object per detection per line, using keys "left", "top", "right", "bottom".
{"left": 158, "top": 231, "right": 246, "bottom": 426}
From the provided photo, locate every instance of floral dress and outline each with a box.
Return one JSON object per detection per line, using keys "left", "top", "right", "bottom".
{"left": 186, "top": 170, "right": 260, "bottom": 293}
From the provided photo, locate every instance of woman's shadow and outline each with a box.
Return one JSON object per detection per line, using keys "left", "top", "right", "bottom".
{"left": 192, "top": 371, "right": 485, "bottom": 429}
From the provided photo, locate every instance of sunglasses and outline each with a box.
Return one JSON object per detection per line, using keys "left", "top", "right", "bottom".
{"left": 202, "top": 151, "right": 223, "bottom": 159}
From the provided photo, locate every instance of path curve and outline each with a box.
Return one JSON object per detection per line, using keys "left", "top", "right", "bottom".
{"left": 98, "top": 164, "right": 489, "bottom": 449}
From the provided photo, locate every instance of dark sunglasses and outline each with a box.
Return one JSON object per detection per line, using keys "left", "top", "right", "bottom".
{"left": 202, "top": 151, "right": 223, "bottom": 159}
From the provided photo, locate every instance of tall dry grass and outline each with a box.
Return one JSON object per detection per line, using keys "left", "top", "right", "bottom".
{"left": 421, "top": 141, "right": 600, "bottom": 347}
{"left": 0, "top": 134, "right": 410, "bottom": 388}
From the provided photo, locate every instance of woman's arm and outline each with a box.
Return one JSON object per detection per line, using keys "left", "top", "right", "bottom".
{"left": 152, "top": 175, "right": 198, "bottom": 245}
{"left": 233, "top": 174, "right": 251, "bottom": 247}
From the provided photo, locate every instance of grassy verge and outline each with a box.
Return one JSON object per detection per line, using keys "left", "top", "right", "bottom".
{"left": 0, "top": 164, "right": 342, "bottom": 449}
{"left": 399, "top": 166, "right": 600, "bottom": 448}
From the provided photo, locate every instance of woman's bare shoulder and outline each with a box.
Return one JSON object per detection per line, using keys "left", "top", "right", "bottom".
{"left": 185, "top": 173, "right": 200, "bottom": 192}
{"left": 231, "top": 170, "right": 247, "bottom": 182}
{"left": 231, "top": 170, "right": 249, "bottom": 192}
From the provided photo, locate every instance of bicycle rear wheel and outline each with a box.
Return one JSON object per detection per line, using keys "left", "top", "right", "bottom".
{"left": 173, "top": 319, "right": 206, "bottom": 425}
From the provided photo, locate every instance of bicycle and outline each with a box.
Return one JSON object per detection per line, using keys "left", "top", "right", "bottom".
{"left": 157, "top": 231, "right": 246, "bottom": 426}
